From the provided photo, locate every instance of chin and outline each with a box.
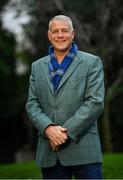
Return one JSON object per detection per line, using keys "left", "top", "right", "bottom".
{"left": 56, "top": 45, "right": 71, "bottom": 51}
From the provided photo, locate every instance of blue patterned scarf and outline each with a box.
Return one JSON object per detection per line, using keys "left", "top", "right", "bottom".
{"left": 48, "top": 42, "right": 78, "bottom": 92}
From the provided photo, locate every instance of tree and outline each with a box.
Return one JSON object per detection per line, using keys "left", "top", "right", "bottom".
{"left": 4, "top": 0, "right": 123, "bottom": 153}
{"left": 0, "top": 0, "right": 28, "bottom": 163}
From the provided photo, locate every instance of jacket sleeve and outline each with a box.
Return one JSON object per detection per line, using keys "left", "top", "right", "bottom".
{"left": 25, "top": 63, "right": 54, "bottom": 135}
{"left": 62, "top": 57, "right": 105, "bottom": 142}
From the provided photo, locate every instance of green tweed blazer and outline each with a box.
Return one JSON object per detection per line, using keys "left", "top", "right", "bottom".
{"left": 26, "top": 50, "right": 105, "bottom": 167}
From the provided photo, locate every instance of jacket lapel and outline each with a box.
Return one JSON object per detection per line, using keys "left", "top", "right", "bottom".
{"left": 42, "top": 57, "right": 54, "bottom": 95}
{"left": 56, "top": 53, "right": 82, "bottom": 93}
{"left": 42, "top": 52, "right": 83, "bottom": 95}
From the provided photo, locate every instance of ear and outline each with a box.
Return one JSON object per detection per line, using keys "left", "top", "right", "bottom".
{"left": 48, "top": 31, "right": 51, "bottom": 42}
{"left": 72, "top": 30, "right": 75, "bottom": 40}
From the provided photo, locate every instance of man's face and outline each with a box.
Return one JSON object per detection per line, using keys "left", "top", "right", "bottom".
{"left": 48, "top": 20, "right": 74, "bottom": 53}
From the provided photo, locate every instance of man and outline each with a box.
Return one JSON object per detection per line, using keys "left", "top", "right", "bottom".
{"left": 26, "top": 15, "right": 105, "bottom": 179}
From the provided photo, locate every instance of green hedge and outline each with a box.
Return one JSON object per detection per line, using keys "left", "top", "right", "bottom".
{"left": 0, "top": 154, "right": 123, "bottom": 179}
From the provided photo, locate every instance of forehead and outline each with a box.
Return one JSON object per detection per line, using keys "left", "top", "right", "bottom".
{"left": 50, "top": 20, "right": 70, "bottom": 29}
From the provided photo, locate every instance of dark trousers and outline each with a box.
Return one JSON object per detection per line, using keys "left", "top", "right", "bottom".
{"left": 41, "top": 160, "right": 102, "bottom": 179}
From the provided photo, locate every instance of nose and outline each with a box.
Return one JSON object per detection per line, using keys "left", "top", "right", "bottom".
{"left": 57, "top": 30, "right": 64, "bottom": 37}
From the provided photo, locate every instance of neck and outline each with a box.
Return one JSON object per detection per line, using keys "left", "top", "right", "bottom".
{"left": 54, "top": 46, "right": 72, "bottom": 64}
{"left": 54, "top": 51, "right": 67, "bottom": 63}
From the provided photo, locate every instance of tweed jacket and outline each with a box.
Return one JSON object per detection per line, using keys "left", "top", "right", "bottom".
{"left": 26, "top": 50, "right": 105, "bottom": 167}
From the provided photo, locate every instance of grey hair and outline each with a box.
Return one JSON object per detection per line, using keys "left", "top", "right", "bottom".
{"left": 48, "top": 15, "right": 73, "bottom": 31}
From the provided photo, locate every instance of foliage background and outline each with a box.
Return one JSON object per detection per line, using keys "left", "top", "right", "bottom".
{"left": 0, "top": 0, "right": 123, "bottom": 164}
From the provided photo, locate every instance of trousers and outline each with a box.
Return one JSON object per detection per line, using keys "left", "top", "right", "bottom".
{"left": 41, "top": 160, "right": 102, "bottom": 179}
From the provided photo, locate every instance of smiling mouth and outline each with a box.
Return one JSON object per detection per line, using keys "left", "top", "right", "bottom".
{"left": 56, "top": 40, "right": 66, "bottom": 43}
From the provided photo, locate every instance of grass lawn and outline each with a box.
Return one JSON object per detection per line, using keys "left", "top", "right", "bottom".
{"left": 0, "top": 161, "right": 41, "bottom": 179}
{"left": 103, "top": 153, "right": 123, "bottom": 179}
{"left": 0, "top": 153, "right": 123, "bottom": 179}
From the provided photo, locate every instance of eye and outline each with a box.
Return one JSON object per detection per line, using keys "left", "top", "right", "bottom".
{"left": 50, "top": 28, "right": 70, "bottom": 35}
{"left": 62, "top": 29, "right": 69, "bottom": 33}
{"left": 51, "top": 29, "right": 59, "bottom": 34}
